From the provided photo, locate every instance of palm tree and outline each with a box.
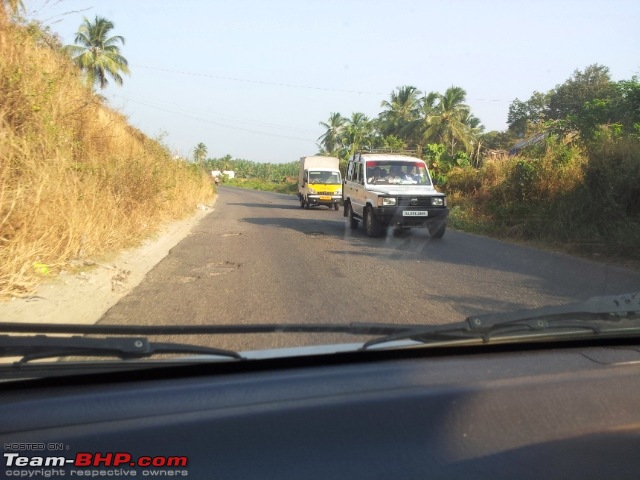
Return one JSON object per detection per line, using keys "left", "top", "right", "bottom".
{"left": 402, "top": 91, "right": 439, "bottom": 148}
{"left": 379, "top": 86, "right": 423, "bottom": 144}
{"left": 342, "top": 113, "right": 374, "bottom": 157}
{"left": 422, "top": 86, "right": 474, "bottom": 155}
{"left": 65, "top": 16, "right": 130, "bottom": 89}
{"left": 459, "top": 110, "right": 485, "bottom": 166}
{"left": 193, "top": 143, "right": 208, "bottom": 167}
{"left": 318, "top": 113, "right": 346, "bottom": 154}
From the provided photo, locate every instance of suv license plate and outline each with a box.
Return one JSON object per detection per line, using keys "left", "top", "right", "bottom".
{"left": 403, "top": 211, "right": 428, "bottom": 216}
{"left": 320, "top": 196, "right": 331, "bottom": 201}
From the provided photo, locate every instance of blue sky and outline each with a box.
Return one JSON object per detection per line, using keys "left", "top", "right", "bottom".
{"left": 26, "top": 0, "right": 640, "bottom": 163}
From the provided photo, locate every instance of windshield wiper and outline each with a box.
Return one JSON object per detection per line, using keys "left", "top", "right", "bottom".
{"left": 1, "top": 293, "right": 638, "bottom": 358}
{"left": 0, "top": 335, "right": 243, "bottom": 365}
{"left": 361, "top": 292, "right": 640, "bottom": 349}
{"left": 0, "top": 323, "right": 401, "bottom": 336}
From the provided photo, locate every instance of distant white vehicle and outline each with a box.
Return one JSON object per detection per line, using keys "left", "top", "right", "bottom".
{"left": 223, "top": 170, "right": 235, "bottom": 179}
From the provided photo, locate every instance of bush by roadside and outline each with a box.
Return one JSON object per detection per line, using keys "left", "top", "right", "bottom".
{"left": 446, "top": 134, "right": 640, "bottom": 265}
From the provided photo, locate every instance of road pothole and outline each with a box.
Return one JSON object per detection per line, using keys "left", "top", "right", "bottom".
{"left": 173, "top": 261, "right": 241, "bottom": 283}
{"left": 194, "top": 261, "right": 241, "bottom": 277}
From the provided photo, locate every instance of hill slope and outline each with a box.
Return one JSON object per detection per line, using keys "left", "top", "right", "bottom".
{"left": 0, "top": 20, "right": 213, "bottom": 298}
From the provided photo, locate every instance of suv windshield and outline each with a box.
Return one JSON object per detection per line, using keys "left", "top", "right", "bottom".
{"left": 366, "top": 161, "right": 432, "bottom": 185}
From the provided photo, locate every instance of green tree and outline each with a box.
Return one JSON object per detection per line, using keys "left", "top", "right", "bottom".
{"left": 571, "top": 77, "right": 640, "bottom": 139}
{"left": 65, "top": 16, "right": 130, "bottom": 89}
{"left": 193, "top": 143, "right": 208, "bottom": 167}
{"left": 318, "top": 113, "right": 346, "bottom": 154}
{"left": 379, "top": 135, "right": 407, "bottom": 151}
{"left": 379, "top": 86, "right": 422, "bottom": 143}
{"left": 422, "top": 86, "right": 474, "bottom": 155}
{"left": 507, "top": 91, "right": 550, "bottom": 137}
{"left": 547, "top": 64, "right": 615, "bottom": 122}
{"left": 615, "top": 77, "right": 640, "bottom": 134}
{"left": 396, "top": 91, "right": 437, "bottom": 150}
{"left": 342, "top": 113, "right": 375, "bottom": 158}
{"left": 480, "top": 130, "right": 518, "bottom": 151}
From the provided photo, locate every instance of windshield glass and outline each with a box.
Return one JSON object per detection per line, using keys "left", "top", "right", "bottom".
{"left": 309, "top": 171, "right": 341, "bottom": 184}
{"left": 0, "top": 0, "right": 639, "bottom": 368}
{"left": 366, "top": 161, "right": 431, "bottom": 185}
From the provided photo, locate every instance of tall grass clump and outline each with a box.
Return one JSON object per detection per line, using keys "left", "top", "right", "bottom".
{"left": 446, "top": 134, "right": 640, "bottom": 260}
{"left": 0, "top": 21, "right": 213, "bottom": 297}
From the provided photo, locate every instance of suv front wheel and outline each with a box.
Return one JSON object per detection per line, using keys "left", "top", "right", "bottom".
{"left": 428, "top": 221, "right": 446, "bottom": 239}
{"left": 364, "top": 206, "right": 383, "bottom": 237}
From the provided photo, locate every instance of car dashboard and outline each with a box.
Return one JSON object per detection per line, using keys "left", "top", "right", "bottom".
{"left": 1, "top": 340, "right": 640, "bottom": 479}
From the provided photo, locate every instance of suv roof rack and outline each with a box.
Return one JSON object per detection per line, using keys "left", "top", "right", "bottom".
{"left": 356, "top": 148, "right": 418, "bottom": 156}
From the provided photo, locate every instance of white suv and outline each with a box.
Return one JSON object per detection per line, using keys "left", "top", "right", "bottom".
{"left": 342, "top": 152, "right": 449, "bottom": 238}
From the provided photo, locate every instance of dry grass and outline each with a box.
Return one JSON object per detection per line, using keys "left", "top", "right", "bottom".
{"left": 0, "top": 22, "right": 213, "bottom": 298}
{"left": 446, "top": 137, "right": 640, "bottom": 262}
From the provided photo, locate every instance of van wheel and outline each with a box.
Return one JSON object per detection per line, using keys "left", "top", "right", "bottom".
{"left": 334, "top": 203, "right": 339, "bottom": 211}
{"left": 365, "top": 207, "right": 383, "bottom": 237}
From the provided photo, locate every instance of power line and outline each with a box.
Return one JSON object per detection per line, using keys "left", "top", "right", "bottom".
{"left": 131, "top": 64, "right": 512, "bottom": 103}
{"left": 132, "top": 64, "right": 386, "bottom": 95}
{"left": 111, "top": 94, "right": 316, "bottom": 143}
{"left": 112, "top": 91, "right": 317, "bottom": 134}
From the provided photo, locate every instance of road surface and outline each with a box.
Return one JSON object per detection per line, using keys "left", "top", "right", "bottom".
{"left": 98, "top": 186, "right": 640, "bottom": 351}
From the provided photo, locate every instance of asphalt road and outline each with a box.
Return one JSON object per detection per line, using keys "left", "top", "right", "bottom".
{"left": 98, "top": 186, "right": 640, "bottom": 351}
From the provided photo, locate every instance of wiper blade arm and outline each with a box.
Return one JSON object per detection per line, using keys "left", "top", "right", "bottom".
{"left": 0, "top": 335, "right": 243, "bottom": 365}
{"left": 467, "top": 292, "right": 640, "bottom": 327}
{"left": 362, "top": 292, "right": 640, "bottom": 349}
{"left": 0, "top": 323, "right": 401, "bottom": 336}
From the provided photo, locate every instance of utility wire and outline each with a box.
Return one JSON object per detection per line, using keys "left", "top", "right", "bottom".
{"left": 132, "top": 64, "right": 386, "bottom": 95}
{"left": 132, "top": 64, "right": 511, "bottom": 102}
{"left": 112, "top": 91, "right": 316, "bottom": 134}
{"left": 111, "top": 94, "right": 316, "bottom": 143}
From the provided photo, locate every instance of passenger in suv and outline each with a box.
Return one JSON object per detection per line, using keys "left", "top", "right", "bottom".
{"left": 342, "top": 152, "right": 449, "bottom": 238}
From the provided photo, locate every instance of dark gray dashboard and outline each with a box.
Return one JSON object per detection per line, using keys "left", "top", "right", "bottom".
{"left": 2, "top": 342, "right": 640, "bottom": 479}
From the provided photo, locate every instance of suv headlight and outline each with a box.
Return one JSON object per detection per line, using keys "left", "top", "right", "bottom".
{"left": 432, "top": 197, "right": 444, "bottom": 206}
{"left": 308, "top": 188, "right": 317, "bottom": 194}
{"left": 379, "top": 197, "right": 397, "bottom": 206}
{"left": 335, "top": 190, "right": 342, "bottom": 196}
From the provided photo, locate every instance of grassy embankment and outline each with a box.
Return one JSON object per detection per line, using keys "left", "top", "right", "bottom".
{"left": 0, "top": 22, "right": 214, "bottom": 298}
{"left": 445, "top": 136, "right": 640, "bottom": 265}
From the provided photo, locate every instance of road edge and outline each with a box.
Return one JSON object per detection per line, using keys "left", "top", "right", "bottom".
{"left": 0, "top": 199, "right": 217, "bottom": 325}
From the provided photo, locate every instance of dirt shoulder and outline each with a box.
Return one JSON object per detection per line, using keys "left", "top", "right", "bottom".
{"left": 0, "top": 200, "right": 216, "bottom": 325}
